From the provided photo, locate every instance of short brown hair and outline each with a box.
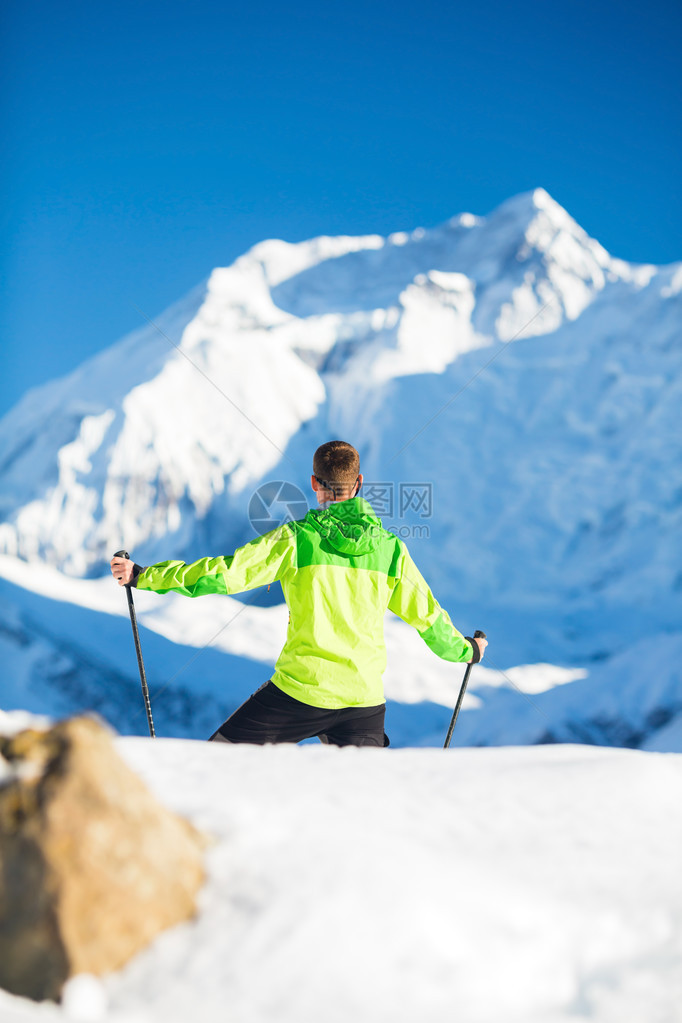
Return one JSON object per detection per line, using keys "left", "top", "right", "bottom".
{"left": 313, "top": 440, "right": 360, "bottom": 488}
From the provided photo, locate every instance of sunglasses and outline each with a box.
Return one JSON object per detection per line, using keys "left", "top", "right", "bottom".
{"left": 314, "top": 475, "right": 361, "bottom": 494}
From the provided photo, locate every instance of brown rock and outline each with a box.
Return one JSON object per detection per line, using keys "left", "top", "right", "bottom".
{"left": 0, "top": 716, "right": 205, "bottom": 1002}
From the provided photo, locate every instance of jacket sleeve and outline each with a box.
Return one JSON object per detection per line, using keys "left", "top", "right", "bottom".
{"left": 388, "top": 542, "right": 473, "bottom": 663}
{"left": 135, "top": 524, "right": 297, "bottom": 598}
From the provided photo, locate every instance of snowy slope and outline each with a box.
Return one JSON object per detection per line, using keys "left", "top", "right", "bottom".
{"left": 1, "top": 733, "right": 680, "bottom": 1022}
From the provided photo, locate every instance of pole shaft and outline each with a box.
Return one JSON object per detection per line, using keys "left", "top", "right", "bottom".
{"left": 124, "top": 585, "right": 155, "bottom": 737}
{"left": 443, "top": 662, "right": 473, "bottom": 749}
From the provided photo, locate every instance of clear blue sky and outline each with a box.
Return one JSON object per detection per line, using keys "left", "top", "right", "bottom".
{"left": 1, "top": 0, "right": 680, "bottom": 417}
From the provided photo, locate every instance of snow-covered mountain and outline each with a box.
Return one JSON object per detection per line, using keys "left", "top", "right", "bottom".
{"left": 1, "top": 188, "right": 680, "bottom": 746}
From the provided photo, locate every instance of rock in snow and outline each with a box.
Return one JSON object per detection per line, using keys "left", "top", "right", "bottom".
{"left": 0, "top": 717, "right": 205, "bottom": 1002}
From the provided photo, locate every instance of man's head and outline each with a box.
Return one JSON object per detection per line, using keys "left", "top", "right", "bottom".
{"left": 312, "top": 440, "right": 362, "bottom": 504}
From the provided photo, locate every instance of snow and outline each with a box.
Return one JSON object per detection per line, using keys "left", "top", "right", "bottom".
{"left": 0, "top": 708, "right": 52, "bottom": 741}
{"left": 60, "top": 975, "right": 109, "bottom": 1021}
{"left": 0, "top": 732, "right": 680, "bottom": 1022}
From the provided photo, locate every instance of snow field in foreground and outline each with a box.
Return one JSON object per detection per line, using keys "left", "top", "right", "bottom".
{"left": 1, "top": 739, "right": 681, "bottom": 1023}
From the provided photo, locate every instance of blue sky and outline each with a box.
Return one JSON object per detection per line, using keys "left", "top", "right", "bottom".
{"left": 1, "top": 0, "right": 680, "bottom": 417}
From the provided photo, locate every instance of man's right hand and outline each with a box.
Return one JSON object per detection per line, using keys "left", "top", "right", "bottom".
{"left": 467, "top": 635, "right": 487, "bottom": 663}
{"left": 111, "top": 556, "right": 135, "bottom": 587}
{"left": 473, "top": 636, "right": 487, "bottom": 661}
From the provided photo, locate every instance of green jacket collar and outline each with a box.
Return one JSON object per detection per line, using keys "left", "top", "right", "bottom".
{"left": 306, "top": 497, "right": 382, "bottom": 555}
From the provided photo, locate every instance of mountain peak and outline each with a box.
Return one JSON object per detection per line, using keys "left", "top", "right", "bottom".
{"left": 529, "top": 185, "right": 562, "bottom": 212}
{"left": 490, "top": 187, "right": 578, "bottom": 233}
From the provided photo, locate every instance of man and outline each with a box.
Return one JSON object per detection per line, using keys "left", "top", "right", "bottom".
{"left": 111, "top": 440, "right": 487, "bottom": 746}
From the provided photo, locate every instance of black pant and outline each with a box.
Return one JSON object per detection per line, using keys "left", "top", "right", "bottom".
{"left": 209, "top": 681, "right": 389, "bottom": 747}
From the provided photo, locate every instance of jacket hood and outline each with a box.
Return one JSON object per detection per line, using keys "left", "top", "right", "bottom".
{"left": 306, "top": 497, "right": 383, "bottom": 556}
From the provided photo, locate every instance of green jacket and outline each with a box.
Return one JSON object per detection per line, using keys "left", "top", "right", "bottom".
{"left": 135, "top": 497, "right": 474, "bottom": 709}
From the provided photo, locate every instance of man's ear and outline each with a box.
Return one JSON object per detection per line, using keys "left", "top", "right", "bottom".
{"left": 311, "top": 474, "right": 319, "bottom": 492}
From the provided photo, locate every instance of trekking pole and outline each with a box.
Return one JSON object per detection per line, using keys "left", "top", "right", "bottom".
{"left": 113, "top": 550, "right": 156, "bottom": 738}
{"left": 443, "top": 630, "right": 486, "bottom": 749}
